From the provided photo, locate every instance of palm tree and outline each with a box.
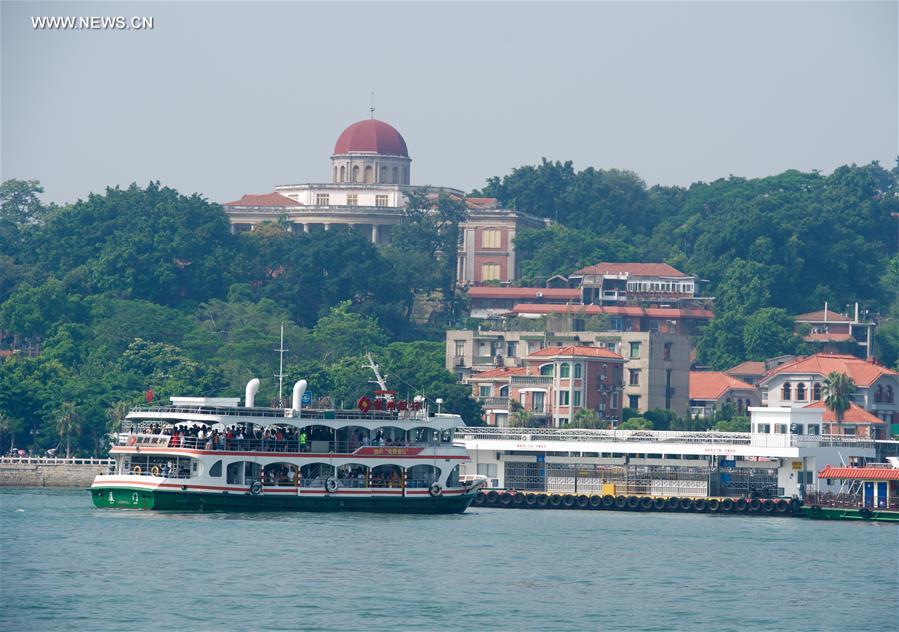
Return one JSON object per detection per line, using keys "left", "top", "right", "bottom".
{"left": 823, "top": 371, "right": 856, "bottom": 432}
{"left": 0, "top": 413, "right": 22, "bottom": 453}
{"left": 55, "top": 402, "right": 81, "bottom": 459}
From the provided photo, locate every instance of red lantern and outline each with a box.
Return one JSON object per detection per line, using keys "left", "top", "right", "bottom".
{"left": 145, "top": 389, "right": 154, "bottom": 404}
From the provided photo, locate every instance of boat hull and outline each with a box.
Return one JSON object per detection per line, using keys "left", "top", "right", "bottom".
{"left": 800, "top": 505, "right": 899, "bottom": 523}
{"left": 91, "top": 487, "right": 476, "bottom": 514}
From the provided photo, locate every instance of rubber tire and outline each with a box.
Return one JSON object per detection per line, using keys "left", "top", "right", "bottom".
{"left": 486, "top": 491, "right": 499, "bottom": 505}
{"left": 513, "top": 492, "right": 526, "bottom": 505}
{"left": 721, "top": 498, "right": 735, "bottom": 512}
{"left": 708, "top": 499, "right": 721, "bottom": 512}
{"left": 859, "top": 507, "right": 873, "bottom": 519}
{"left": 589, "top": 495, "right": 603, "bottom": 509}
{"left": 639, "top": 497, "right": 654, "bottom": 511}
{"left": 775, "top": 499, "right": 789, "bottom": 513}
{"left": 473, "top": 492, "right": 486, "bottom": 506}
{"left": 748, "top": 498, "right": 762, "bottom": 512}
{"left": 626, "top": 496, "right": 641, "bottom": 510}
{"left": 525, "top": 493, "right": 537, "bottom": 506}
{"left": 665, "top": 497, "right": 680, "bottom": 510}
{"left": 693, "top": 498, "right": 708, "bottom": 512}
{"left": 499, "top": 492, "right": 513, "bottom": 506}
{"left": 735, "top": 498, "right": 749, "bottom": 512}
{"left": 549, "top": 494, "right": 562, "bottom": 507}
{"left": 653, "top": 497, "right": 667, "bottom": 510}
{"left": 536, "top": 494, "right": 549, "bottom": 507}
{"left": 576, "top": 495, "right": 590, "bottom": 508}
{"left": 762, "top": 499, "right": 775, "bottom": 513}
{"left": 602, "top": 495, "right": 616, "bottom": 508}
{"left": 679, "top": 498, "right": 694, "bottom": 511}
{"left": 562, "top": 494, "right": 575, "bottom": 508}
{"left": 614, "top": 495, "right": 628, "bottom": 509}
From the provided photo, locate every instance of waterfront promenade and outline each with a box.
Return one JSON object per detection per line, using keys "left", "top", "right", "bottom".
{"left": 0, "top": 456, "right": 112, "bottom": 487}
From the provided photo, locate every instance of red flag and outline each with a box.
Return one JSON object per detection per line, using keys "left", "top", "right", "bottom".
{"left": 146, "top": 389, "right": 155, "bottom": 404}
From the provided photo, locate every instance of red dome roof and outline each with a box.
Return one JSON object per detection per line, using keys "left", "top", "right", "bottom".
{"left": 333, "top": 119, "right": 409, "bottom": 157}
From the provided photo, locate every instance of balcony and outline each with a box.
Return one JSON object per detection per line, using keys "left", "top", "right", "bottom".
{"left": 511, "top": 375, "right": 553, "bottom": 386}
{"left": 478, "top": 396, "right": 510, "bottom": 408}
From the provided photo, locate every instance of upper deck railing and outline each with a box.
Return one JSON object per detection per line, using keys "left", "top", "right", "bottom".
{"left": 114, "top": 433, "right": 454, "bottom": 454}
{"left": 453, "top": 427, "right": 876, "bottom": 449}
{"left": 126, "top": 404, "right": 433, "bottom": 423}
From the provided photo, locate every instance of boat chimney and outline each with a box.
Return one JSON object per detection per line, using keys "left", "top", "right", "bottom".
{"left": 292, "top": 379, "right": 307, "bottom": 412}
{"left": 854, "top": 302, "right": 859, "bottom": 323}
{"left": 245, "top": 378, "right": 260, "bottom": 408}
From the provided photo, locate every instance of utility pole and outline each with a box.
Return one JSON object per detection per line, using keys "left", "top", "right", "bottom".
{"left": 275, "top": 324, "right": 288, "bottom": 405}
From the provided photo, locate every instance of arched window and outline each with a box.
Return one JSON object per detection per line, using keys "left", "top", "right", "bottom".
{"left": 339, "top": 165, "right": 346, "bottom": 182}
{"left": 813, "top": 383, "right": 821, "bottom": 401}
{"left": 559, "top": 363, "right": 570, "bottom": 378}
{"left": 364, "top": 166, "right": 373, "bottom": 183}
{"left": 886, "top": 386, "right": 894, "bottom": 403}
{"left": 782, "top": 383, "right": 792, "bottom": 401}
{"left": 403, "top": 167, "right": 408, "bottom": 182}
{"left": 333, "top": 166, "right": 338, "bottom": 182}
{"left": 392, "top": 166, "right": 399, "bottom": 183}
{"left": 796, "top": 383, "right": 806, "bottom": 401}
{"left": 499, "top": 385, "right": 509, "bottom": 397}
{"left": 379, "top": 166, "right": 387, "bottom": 183}
{"left": 539, "top": 363, "right": 554, "bottom": 376}
{"left": 352, "top": 165, "right": 360, "bottom": 182}
{"left": 574, "top": 363, "right": 582, "bottom": 379}
{"left": 874, "top": 385, "right": 883, "bottom": 403}
{"left": 480, "top": 262, "right": 501, "bottom": 281}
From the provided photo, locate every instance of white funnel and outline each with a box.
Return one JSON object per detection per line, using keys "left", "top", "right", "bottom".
{"left": 292, "top": 379, "right": 307, "bottom": 411}
{"left": 245, "top": 378, "right": 260, "bottom": 408}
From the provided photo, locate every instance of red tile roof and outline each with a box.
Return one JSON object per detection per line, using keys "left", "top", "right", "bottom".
{"left": 465, "top": 197, "right": 499, "bottom": 209}
{"left": 468, "top": 287, "right": 580, "bottom": 300}
{"left": 223, "top": 193, "right": 299, "bottom": 207}
{"left": 468, "top": 367, "right": 526, "bottom": 380}
{"left": 803, "top": 401, "right": 885, "bottom": 425}
{"left": 818, "top": 465, "right": 899, "bottom": 481}
{"left": 572, "top": 262, "right": 687, "bottom": 277}
{"left": 528, "top": 345, "right": 623, "bottom": 360}
{"left": 726, "top": 361, "right": 767, "bottom": 377}
{"left": 689, "top": 371, "right": 757, "bottom": 400}
{"left": 795, "top": 308, "right": 851, "bottom": 323}
{"left": 511, "top": 304, "right": 714, "bottom": 319}
{"left": 760, "top": 354, "right": 898, "bottom": 387}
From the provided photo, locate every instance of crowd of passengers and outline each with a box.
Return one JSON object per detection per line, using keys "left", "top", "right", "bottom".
{"left": 260, "top": 465, "right": 410, "bottom": 488}
{"left": 142, "top": 423, "right": 408, "bottom": 452}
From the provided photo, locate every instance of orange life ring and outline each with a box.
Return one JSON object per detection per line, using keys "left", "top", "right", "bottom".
{"left": 127, "top": 436, "right": 137, "bottom": 446}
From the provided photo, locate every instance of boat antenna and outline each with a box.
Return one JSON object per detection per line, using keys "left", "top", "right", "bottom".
{"left": 275, "top": 323, "right": 288, "bottom": 404}
{"left": 364, "top": 352, "right": 389, "bottom": 393}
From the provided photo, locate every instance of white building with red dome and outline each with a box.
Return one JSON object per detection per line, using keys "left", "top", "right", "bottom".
{"left": 223, "top": 118, "right": 546, "bottom": 284}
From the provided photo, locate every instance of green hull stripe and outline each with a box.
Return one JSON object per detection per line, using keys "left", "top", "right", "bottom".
{"left": 91, "top": 488, "right": 475, "bottom": 514}
{"left": 801, "top": 506, "right": 899, "bottom": 522}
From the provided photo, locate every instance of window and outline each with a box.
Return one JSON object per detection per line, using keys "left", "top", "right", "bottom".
{"left": 650, "top": 320, "right": 660, "bottom": 331}
{"left": 454, "top": 341, "right": 465, "bottom": 357}
{"left": 574, "top": 363, "right": 582, "bottom": 379}
{"left": 629, "top": 369, "right": 640, "bottom": 386}
{"left": 352, "top": 165, "right": 360, "bottom": 182}
{"left": 540, "top": 364, "right": 554, "bottom": 376}
{"left": 756, "top": 423, "right": 771, "bottom": 433}
{"left": 628, "top": 395, "right": 640, "bottom": 409}
{"left": 610, "top": 318, "right": 622, "bottom": 331}
{"left": 477, "top": 463, "right": 497, "bottom": 478}
{"left": 663, "top": 342, "right": 672, "bottom": 361}
{"left": 874, "top": 385, "right": 883, "bottom": 403}
{"left": 774, "top": 424, "right": 788, "bottom": 434}
{"left": 796, "top": 383, "right": 806, "bottom": 401}
{"left": 558, "top": 391, "right": 570, "bottom": 406}
{"left": 481, "top": 263, "right": 501, "bottom": 281}
{"left": 629, "top": 342, "right": 641, "bottom": 359}
{"left": 375, "top": 195, "right": 389, "bottom": 207}
{"left": 208, "top": 460, "right": 222, "bottom": 477}
{"left": 843, "top": 427, "right": 856, "bottom": 436}
{"left": 364, "top": 166, "right": 373, "bottom": 183}
{"left": 482, "top": 229, "right": 501, "bottom": 248}
{"left": 560, "top": 363, "right": 570, "bottom": 378}
{"left": 506, "top": 342, "right": 517, "bottom": 357}
{"left": 610, "top": 392, "right": 619, "bottom": 409}
{"left": 573, "top": 391, "right": 581, "bottom": 407}
{"left": 887, "top": 386, "right": 894, "bottom": 403}
{"left": 315, "top": 194, "right": 330, "bottom": 206}
{"left": 531, "top": 392, "right": 545, "bottom": 412}
{"left": 339, "top": 165, "right": 346, "bottom": 182}
{"left": 812, "top": 383, "right": 821, "bottom": 401}
{"left": 379, "top": 166, "right": 387, "bottom": 182}
{"left": 479, "top": 385, "right": 491, "bottom": 397}
{"left": 392, "top": 166, "right": 399, "bottom": 183}
{"left": 346, "top": 194, "right": 358, "bottom": 206}
{"left": 782, "top": 383, "right": 792, "bottom": 401}
{"left": 807, "top": 424, "right": 820, "bottom": 435}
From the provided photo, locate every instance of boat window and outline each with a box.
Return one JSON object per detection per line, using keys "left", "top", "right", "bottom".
{"left": 446, "top": 465, "right": 460, "bottom": 487}
{"left": 336, "top": 463, "right": 369, "bottom": 488}
{"left": 208, "top": 460, "right": 222, "bottom": 477}
{"left": 370, "top": 464, "right": 403, "bottom": 488}
{"left": 407, "top": 464, "right": 440, "bottom": 488}
{"left": 227, "top": 461, "right": 244, "bottom": 484}
{"left": 263, "top": 462, "right": 297, "bottom": 486}
{"left": 299, "top": 463, "right": 335, "bottom": 487}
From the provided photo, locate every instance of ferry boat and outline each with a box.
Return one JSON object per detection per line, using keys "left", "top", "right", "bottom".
{"left": 91, "top": 373, "right": 486, "bottom": 513}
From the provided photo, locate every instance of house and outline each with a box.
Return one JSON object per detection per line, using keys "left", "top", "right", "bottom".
{"left": 758, "top": 354, "right": 898, "bottom": 437}
{"left": 568, "top": 262, "right": 704, "bottom": 308}
{"left": 725, "top": 356, "right": 794, "bottom": 385}
{"left": 468, "top": 346, "right": 625, "bottom": 427}
{"left": 448, "top": 328, "right": 691, "bottom": 415}
{"left": 688, "top": 371, "right": 760, "bottom": 419}
{"left": 802, "top": 401, "right": 885, "bottom": 439}
{"left": 466, "top": 286, "right": 581, "bottom": 319}
{"left": 509, "top": 303, "right": 713, "bottom": 336}
{"left": 794, "top": 304, "right": 876, "bottom": 359}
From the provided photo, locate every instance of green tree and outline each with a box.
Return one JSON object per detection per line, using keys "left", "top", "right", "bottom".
{"left": 312, "top": 301, "right": 387, "bottom": 361}
{"left": 0, "top": 412, "right": 23, "bottom": 452}
{"left": 823, "top": 371, "right": 856, "bottom": 428}
{"left": 55, "top": 401, "right": 81, "bottom": 458}
{"left": 0, "top": 278, "right": 85, "bottom": 344}
{"left": 716, "top": 259, "right": 773, "bottom": 317}
{"left": 571, "top": 408, "right": 606, "bottom": 428}
{"left": 620, "top": 417, "right": 653, "bottom": 430}
{"left": 0, "top": 179, "right": 47, "bottom": 226}
{"left": 742, "top": 308, "right": 803, "bottom": 360}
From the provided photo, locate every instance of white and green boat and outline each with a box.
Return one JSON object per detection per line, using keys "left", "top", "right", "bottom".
{"left": 91, "top": 374, "right": 486, "bottom": 513}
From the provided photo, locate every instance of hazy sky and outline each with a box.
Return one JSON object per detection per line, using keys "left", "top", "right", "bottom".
{"left": 2, "top": 1, "right": 896, "bottom": 205}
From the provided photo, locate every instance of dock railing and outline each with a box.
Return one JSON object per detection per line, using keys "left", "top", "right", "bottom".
{"left": 0, "top": 456, "right": 114, "bottom": 466}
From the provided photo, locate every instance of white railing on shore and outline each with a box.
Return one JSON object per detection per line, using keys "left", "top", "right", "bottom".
{"left": 453, "top": 427, "right": 876, "bottom": 449}
{"left": 0, "top": 456, "right": 114, "bottom": 466}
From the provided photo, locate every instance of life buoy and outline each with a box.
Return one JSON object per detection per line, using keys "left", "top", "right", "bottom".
{"left": 325, "top": 477, "right": 339, "bottom": 494}
{"left": 150, "top": 466, "right": 160, "bottom": 477}
{"left": 127, "top": 435, "right": 137, "bottom": 446}
{"left": 250, "top": 481, "right": 263, "bottom": 495}
{"left": 859, "top": 507, "right": 873, "bottom": 519}
{"left": 131, "top": 465, "right": 142, "bottom": 475}
{"left": 429, "top": 483, "right": 443, "bottom": 498}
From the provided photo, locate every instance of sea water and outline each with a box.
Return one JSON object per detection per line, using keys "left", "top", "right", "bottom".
{"left": 1, "top": 488, "right": 896, "bottom": 631}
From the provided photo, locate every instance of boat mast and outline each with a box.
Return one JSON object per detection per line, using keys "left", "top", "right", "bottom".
{"left": 275, "top": 323, "right": 288, "bottom": 405}
{"left": 364, "top": 352, "right": 390, "bottom": 396}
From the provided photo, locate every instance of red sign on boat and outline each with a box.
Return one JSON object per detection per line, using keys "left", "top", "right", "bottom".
{"left": 353, "top": 447, "right": 424, "bottom": 457}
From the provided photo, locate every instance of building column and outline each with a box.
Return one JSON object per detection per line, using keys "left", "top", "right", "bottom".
{"left": 371, "top": 224, "right": 380, "bottom": 245}
{"left": 303, "top": 223, "right": 310, "bottom": 233}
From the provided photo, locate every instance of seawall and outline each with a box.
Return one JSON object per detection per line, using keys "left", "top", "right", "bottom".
{"left": 0, "top": 457, "right": 113, "bottom": 488}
